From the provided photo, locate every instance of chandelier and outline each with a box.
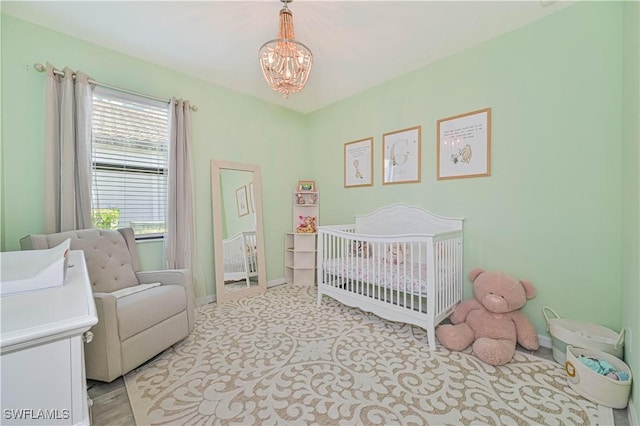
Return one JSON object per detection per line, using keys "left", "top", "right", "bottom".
{"left": 258, "top": 0, "right": 313, "bottom": 98}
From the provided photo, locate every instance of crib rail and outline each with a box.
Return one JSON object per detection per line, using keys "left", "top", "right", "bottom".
{"left": 243, "top": 231, "right": 258, "bottom": 274}
{"left": 432, "top": 233, "right": 464, "bottom": 323}
{"left": 317, "top": 226, "right": 463, "bottom": 321}
{"left": 223, "top": 231, "right": 258, "bottom": 283}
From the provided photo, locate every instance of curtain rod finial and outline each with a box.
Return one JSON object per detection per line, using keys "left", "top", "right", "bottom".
{"left": 34, "top": 63, "right": 46, "bottom": 73}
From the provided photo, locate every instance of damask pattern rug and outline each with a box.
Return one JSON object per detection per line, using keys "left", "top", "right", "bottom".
{"left": 124, "top": 284, "right": 612, "bottom": 425}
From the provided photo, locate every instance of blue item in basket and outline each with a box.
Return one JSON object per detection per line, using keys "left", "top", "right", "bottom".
{"left": 609, "top": 371, "right": 630, "bottom": 381}
{"left": 578, "top": 355, "right": 629, "bottom": 381}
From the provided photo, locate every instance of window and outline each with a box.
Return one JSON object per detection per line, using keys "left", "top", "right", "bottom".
{"left": 91, "top": 87, "right": 170, "bottom": 238}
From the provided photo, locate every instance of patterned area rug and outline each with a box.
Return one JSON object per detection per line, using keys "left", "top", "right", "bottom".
{"left": 124, "top": 284, "right": 612, "bottom": 425}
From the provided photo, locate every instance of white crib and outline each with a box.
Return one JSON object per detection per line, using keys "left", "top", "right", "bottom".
{"left": 222, "top": 231, "right": 258, "bottom": 287}
{"left": 317, "top": 204, "right": 464, "bottom": 350}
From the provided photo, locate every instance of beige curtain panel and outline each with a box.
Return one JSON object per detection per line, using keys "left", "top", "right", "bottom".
{"left": 165, "top": 98, "right": 202, "bottom": 298}
{"left": 43, "top": 63, "right": 93, "bottom": 233}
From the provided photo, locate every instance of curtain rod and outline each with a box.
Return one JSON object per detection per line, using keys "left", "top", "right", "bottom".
{"left": 33, "top": 63, "right": 198, "bottom": 112}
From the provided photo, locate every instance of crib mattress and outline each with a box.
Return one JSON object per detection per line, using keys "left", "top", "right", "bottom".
{"left": 323, "top": 257, "right": 429, "bottom": 295}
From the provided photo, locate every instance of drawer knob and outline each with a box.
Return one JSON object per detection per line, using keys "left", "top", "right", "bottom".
{"left": 83, "top": 331, "right": 94, "bottom": 344}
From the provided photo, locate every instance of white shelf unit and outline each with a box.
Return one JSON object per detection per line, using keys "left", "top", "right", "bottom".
{"left": 285, "top": 183, "right": 320, "bottom": 285}
{"left": 284, "top": 232, "right": 317, "bottom": 285}
{"left": 293, "top": 188, "right": 319, "bottom": 233}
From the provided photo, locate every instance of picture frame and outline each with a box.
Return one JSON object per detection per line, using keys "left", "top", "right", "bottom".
{"left": 344, "top": 137, "right": 374, "bottom": 188}
{"left": 437, "top": 107, "right": 491, "bottom": 180}
{"left": 297, "top": 180, "right": 316, "bottom": 192}
{"left": 382, "top": 125, "right": 421, "bottom": 185}
{"left": 249, "top": 182, "right": 255, "bottom": 213}
{"left": 236, "top": 185, "right": 249, "bottom": 217}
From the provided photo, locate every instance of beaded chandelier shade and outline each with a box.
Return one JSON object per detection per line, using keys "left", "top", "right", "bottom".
{"left": 258, "top": 0, "right": 313, "bottom": 98}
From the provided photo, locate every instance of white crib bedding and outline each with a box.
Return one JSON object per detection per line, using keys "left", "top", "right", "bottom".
{"left": 322, "top": 257, "right": 429, "bottom": 295}
{"left": 225, "top": 253, "right": 257, "bottom": 271}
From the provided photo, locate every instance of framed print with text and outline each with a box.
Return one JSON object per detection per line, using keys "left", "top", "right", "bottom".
{"left": 437, "top": 107, "right": 491, "bottom": 180}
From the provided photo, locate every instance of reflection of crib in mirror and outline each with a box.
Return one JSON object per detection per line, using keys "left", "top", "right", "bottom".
{"left": 222, "top": 231, "right": 258, "bottom": 287}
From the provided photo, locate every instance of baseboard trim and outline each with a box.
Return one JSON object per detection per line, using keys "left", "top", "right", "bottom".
{"left": 196, "top": 279, "right": 286, "bottom": 306}
{"left": 196, "top": 294, "right": 216, "bottom": 306}
{"left": 538, "top": 334, "right": 552, "bottom": 349}
{"left": 628, "top": 397, "right": 638, "bottom": 426}
{"left": 268, "top": 278, "right": 286, "bottom": 288}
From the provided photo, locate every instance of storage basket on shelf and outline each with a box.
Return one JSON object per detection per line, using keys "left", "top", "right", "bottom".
{"left": 565, "top": 345, "right": 632, "bottom": 409}
{"left": 542, "top": 306, "right": 624, "bottom": 365}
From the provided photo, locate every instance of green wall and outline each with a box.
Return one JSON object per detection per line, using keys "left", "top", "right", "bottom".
{"left": 0, "top": 14, "right": 306, "bottom": 298}
{"left": 308, "top": 1, "right": 624, "bottom": 336}
{"left": 622, "top": 0, "right": 639, "bottom": 418}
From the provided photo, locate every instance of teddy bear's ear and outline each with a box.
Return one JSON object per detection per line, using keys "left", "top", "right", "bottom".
{"left": 520, "top": 279, "right": 536, "bottom": 299}
{"left": 468, "top": 267, "right": 485, "bottom": 282}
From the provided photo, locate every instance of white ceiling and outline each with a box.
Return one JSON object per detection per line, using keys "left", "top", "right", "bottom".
{"left": 2, "top": 1, "right": 576, "bottom": 114}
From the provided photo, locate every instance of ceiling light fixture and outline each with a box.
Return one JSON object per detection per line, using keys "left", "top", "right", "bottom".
{"left": 258, "top": 0, "right": 313, "bottom": 99}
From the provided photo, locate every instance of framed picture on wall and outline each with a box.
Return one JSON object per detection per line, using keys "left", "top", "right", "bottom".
{"left": 249, "top": 182, "right": 255, "bottom": 213}
{"left": 344, "top": 137, "right": 374, "bottom": 188}
{"left": 382, "top": 126, "right": 421, "bottom": 185}
{"left": 437, "top": 107, "right": 491, "bottom": 180}
{"left": 297, "top": 180, "right": 316, "bottom": 192}
{"left": 236, "top": 185, "right": 249, "bottom": 217}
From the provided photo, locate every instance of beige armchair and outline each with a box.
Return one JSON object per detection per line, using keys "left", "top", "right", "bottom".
{"left": 20, "top": 228, "right": 195, "bottom": 383}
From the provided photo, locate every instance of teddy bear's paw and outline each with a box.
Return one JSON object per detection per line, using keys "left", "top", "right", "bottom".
{"left": 436, "top": 324, "right": 475, "bottom": 351}
{"left": 518, "top": 336, "right": 540, "bottom": 351}
{"left": 472, "top": 338, "right": 516, "bottom": 366}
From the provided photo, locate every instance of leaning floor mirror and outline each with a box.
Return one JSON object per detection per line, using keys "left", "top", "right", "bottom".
{"left": 211, "top": 160, "right": 267, "bottom": 303}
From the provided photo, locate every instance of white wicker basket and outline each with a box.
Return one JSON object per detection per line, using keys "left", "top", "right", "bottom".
{"left": 565, "top": 345, "right": 632, "bottom": 409}
{"left": 542, "top": 306, "right": 624, "bottom": 365}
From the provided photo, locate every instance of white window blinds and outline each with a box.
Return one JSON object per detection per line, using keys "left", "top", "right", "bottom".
{"left": 91, "top": 87, "right": 170, "bottom": 237}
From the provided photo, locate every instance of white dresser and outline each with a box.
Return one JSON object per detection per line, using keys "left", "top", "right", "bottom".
{"left": 1, "top": 251, "right": 98, "bottom": 425}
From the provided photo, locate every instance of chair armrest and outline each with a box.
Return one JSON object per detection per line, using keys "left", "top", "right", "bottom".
{"left": 136, "top": 269, "right": 195, "bottom": 333}
{"left": 84, "top": 293, "right": 123, "bottom": 382}
{"left": 137, "top": 269, "right": 188, "bottom": 286}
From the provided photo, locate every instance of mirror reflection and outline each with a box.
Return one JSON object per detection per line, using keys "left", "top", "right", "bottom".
{"left": 219, "top": 169, "right": 258, "bottom": 292}
{"left": 211, "top": 160, "right": 266, "bottom": 303}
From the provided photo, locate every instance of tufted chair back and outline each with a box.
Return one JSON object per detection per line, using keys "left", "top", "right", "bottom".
{"left": 20, "top": 228, "right": 140, "bottom": 293}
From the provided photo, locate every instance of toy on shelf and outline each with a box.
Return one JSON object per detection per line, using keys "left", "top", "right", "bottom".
{"left": 285, "top": 181, "right": 320, "bottom": 285}
{"left": 292, "top": 181, "right": 319, "bottom": 233}
{"left": 296, "top": 215, "right": 317, "bottom": 234}
{"left": 295, "top": 192, "right": 317, "bottom": 205}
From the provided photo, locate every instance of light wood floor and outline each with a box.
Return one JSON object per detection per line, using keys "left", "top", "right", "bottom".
{"left": 87, "top": 345, "right": 630, "bottom": 426}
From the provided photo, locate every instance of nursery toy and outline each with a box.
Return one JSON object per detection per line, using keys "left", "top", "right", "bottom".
{"left": 386, "top": 245, "right": 406, "bottom": 265}
{"left": 436, "top": 267, "right": 539, "bottom": 365}
{"left": 350, "top": 241, "right": 372, "bottom": 258}
{"left": 296, "top": 215, "right": 317, "bottom": 234}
